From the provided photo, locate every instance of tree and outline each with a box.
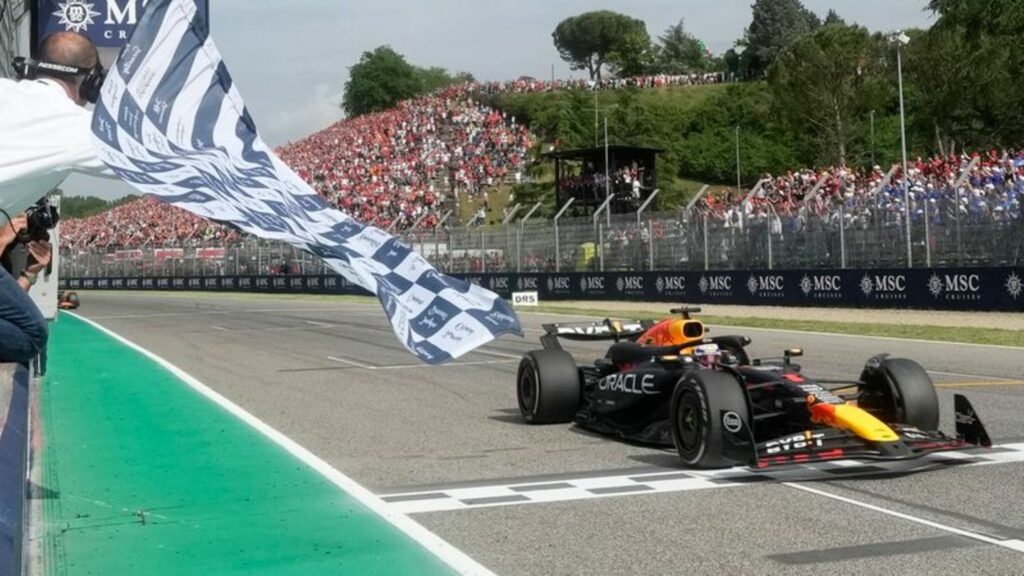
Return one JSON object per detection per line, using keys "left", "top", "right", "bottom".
{"left": 823, "top": 9, "right": 846, "bottom": 26}
{"left": 769, "top": 24, "right": 890, "bottom": 166}
{"left": 60, "top": 195, "right": 139, "bottom": 219}
{"left": 928, "top": 0, "right": 1024, "bottom": 37}
{"left": 655, "top": 19, "right": 710, "bottom": 74}
{"left": 552, "top": 11, "right": 650, "bottom": 81}
{"left": 342, "top": 46, "right": 423, "bottom": 117}
{"left": 911, "top": 0, "right": 1024, "bottom": 147}
{"left": 744, "top": 0, "right": 820, "bottom": 77}
{"left": 417, "top": 67, "right": 475, "bottom": 93}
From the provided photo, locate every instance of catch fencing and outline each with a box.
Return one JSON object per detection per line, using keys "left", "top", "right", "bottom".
{"left": 60, "top": 203, "right": 1024, "bottom": 280}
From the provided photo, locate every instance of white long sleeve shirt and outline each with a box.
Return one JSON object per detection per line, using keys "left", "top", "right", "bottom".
{"left": 0, "top": 77, "right": 114, "bottom": 216}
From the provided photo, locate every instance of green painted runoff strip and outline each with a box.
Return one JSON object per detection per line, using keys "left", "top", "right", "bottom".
{"left": 40, "top": 313, "right": 457, "bottom": 575}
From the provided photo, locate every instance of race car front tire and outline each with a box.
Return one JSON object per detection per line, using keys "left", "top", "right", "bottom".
{"left": 860, "top": 358, "right": 939, "bottom": 430}
{"left": 671, "top": 370, "right": 750, "bottom": 468}
{"left": 517, "top": 350, "right": 581, "bottom": 424}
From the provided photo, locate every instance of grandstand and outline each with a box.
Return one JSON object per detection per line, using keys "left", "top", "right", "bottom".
{"left": 60, "top": 69, "right": 1024, "bottom": 272}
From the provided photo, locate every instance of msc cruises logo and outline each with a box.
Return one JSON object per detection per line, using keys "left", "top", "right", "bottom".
{"left": 616, "top": 275, "right": 643, "bottom": 293}
{"left": 53, "top": 1, "right": 101, "bottom": 33}
{"left": 698, "top": 275, "right": 732, "bottom": 295}
{"left": 800, "top": 274, "right": 842, "bottom": 299}
{"left": 928, "top": 273, "right": 981, "bottom": 301}
{"left": 655, "top": 275, "right": 686, "bottom": 295}
{"left": 747, "top": 274, "right": 784, "bottom": 297}
{"left": 860, "top": 274, "right": 907, "bottom": 300}
{"left": 1007, "top": 273, "right": 1023, "bottom": 300}
{"left": 579, "top": 276, "right": 605, "bottom": 293}
{"left": 547, "top": 276, "right": 571, "bottom": 292}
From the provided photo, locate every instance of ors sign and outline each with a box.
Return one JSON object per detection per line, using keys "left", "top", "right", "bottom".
{"left": 35, "top": 0, "right": 209, "bottom": 48}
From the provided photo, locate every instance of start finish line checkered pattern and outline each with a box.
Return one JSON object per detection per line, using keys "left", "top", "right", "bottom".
{"left": 381, "top": 444, "right": 1024, "bottom": 514}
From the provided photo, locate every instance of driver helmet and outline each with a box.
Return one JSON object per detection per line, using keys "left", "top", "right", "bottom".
{"left": 692, "top": 343, "right": 721, "bottom": 367}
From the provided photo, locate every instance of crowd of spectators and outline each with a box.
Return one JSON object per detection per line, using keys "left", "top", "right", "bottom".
{"left": 277, "top": 84, "right": 531, "bottom": 230}
{"left": 472, "top": 73, "right": 727, "bottom": 95}
{"left": 559, "top": 165, "right": 647, "bottom": 206}
{"left": 62, "top": 84, "right": 532, "bottom": 249}
{"left": 61, "top": 196, "right": 241, "bottom": 250}
{"left": 695, "top": 150, "right": 1024, "bottom": 235}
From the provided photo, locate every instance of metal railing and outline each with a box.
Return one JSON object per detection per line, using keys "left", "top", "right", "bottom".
{"left": 60, "top": 198, "right": 1024, "bottom": 279}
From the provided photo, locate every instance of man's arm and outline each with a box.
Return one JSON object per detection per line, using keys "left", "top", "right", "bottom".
{"left": 17, "top": 241, "right": 52, "bottom": 293}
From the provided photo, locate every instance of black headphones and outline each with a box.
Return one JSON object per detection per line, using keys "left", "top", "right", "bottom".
{"left": 11, "top": 56, "right": 107, "bottom": 104}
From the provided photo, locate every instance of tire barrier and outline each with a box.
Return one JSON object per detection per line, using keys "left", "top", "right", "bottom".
{"left": 61, "top": 267, "right": 1024, "bottom": 312}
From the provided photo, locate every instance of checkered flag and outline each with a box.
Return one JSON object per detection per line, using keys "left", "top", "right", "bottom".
{"left": 89, "top": 0, "right": 521, "bottom": 363}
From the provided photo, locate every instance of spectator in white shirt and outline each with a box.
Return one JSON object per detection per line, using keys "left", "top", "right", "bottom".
{"left": 0, "top": 31, "right": 112, "bottom": 217}
{"left": 0, "top": 31, "right": 112, "bottom": 364}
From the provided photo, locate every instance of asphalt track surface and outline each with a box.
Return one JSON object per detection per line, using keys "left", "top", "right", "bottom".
{"left": 72, "top": 292, "right": 1024, "bottom": 575}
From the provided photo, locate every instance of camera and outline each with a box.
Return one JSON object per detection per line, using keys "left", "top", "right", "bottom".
{"left": 18, "top": 198, "right": 60, "bottom": 243}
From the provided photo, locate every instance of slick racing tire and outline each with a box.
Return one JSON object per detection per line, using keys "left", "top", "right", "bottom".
{"left": 671, "top": 370, "right": 749, "bottom": 469}
{"left": 860, "top": 358, "right": 939, "bottom": 430}
{"left": 517, "top": 350, "right": 581, "bottom": 424}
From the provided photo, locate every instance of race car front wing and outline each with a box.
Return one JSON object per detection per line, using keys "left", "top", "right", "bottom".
{"left": 719, "top": 394, "right": 993, "bottom": 469}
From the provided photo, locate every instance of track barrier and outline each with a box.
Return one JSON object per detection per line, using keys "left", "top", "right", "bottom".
{"left": 61, "top": 268, "right": 1024, "bottom": 312}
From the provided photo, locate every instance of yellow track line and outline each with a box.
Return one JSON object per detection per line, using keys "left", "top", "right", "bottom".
{"left": 936, "top": 380, "right": 1024, "bottom": 388}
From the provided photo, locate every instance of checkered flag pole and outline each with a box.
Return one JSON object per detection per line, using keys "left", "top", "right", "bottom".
{"left": 89, "top": 0, "right": 521, "bottom": 363}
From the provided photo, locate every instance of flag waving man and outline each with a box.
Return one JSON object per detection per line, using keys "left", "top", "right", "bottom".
{"left": 88, "top": 0, "right": 521, "bottom": 363}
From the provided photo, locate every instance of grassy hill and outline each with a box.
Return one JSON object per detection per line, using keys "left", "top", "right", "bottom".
{"left": 477, "top": 82, "right": 800, "bottom": 219}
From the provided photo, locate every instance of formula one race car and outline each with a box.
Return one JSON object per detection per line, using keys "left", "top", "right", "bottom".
{"left": 58, "top": 291, "right": 81, "bottom": 310}
{"left": 516, "top": 307, "right": 992, "bottom": 468}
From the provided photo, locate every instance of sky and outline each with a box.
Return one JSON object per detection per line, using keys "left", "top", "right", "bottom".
{"left": 63, "top": 0, "right": 935, "bottom": 198}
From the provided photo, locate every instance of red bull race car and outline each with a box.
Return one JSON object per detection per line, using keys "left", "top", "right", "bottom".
{"left": 516, "top": 307, "right": 991, "bottom": 468}
{"left": 58, "top": 291, "right": 81, "bottom": 310}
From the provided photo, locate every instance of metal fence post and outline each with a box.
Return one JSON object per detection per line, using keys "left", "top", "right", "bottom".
{"left": 685, "top": 185, "right": 710, "bottom": 215}
{"left": 647, "top": 220, "right": 655, "bottom": 271}
{"left": 481, "top": 228, "right": 487, "bottom": 273}
{"left": 703, "top": 214, "right": 709, "bottom": 271}
{"left": 447, "top": 230, "right": 454, "bottom": 272}
{"left": 598, "top": 222, "right": 605, "bottom": 272}
{"left": 951, "top": 157, "right": 979, "bottom": 265}
{"left": 517, "top": 202, "right": 542, "bottom": 273}
{"left": 839, "top": 203, "right": 846, "bottom": 269}
{"left": 553, "top": 198, "right": 575, "bottom": 272}
{"left": 740, "top": 178, "right": 770, "bottom": 229}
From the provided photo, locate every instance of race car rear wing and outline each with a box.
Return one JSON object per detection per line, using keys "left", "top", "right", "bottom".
{"left": 540, "top": 319, "right": 655, "bottom": 350}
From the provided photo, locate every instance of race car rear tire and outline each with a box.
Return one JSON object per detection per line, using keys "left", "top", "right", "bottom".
{"left": 860, "top": 358, "right": 939, "bottom": 430}
{"left": 517, "top": 350, "right": 581, "bottom": 424}
{"left": 671, "top": 370, "right": 749, "bottom": 468}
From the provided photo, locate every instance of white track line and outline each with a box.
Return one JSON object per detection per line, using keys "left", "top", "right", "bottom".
{"left": 326, "top": 355, "right": 376, "bottom": 369}
{"left": 784, "top": 482, "right": 1024, "bottom": 553}
{"left": 304, "top": 320, "right": 337, "bottom": 328}
{"left": 67, "top": 312, "right": 494, "bottom": 576}
{"left": 472, "top": 348, "right": 523, "bottom": 360}
{"left": 382, "top": 445, "right": 1024, "bottom": 514}
{"left": 374, "top": 360, "right": 516, "bottom": 371}
{"left": 325, "top": 355, "right": 515, "bottom": 371}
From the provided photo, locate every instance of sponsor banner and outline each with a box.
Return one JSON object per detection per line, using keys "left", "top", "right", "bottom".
{"left": 35, "top": 0, "right": 209, "bottom": 48}
{"left": 58, "top": 268, "right": 1024, "bottom": 312}
{"left": 115, "top": 249, "right": 143, "bottom": 261}
{"left": 154, "top": 248, "right": 184, "bottom": 262}
{"left": 196, "top": 247, "right": 226, "bottom": 260}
